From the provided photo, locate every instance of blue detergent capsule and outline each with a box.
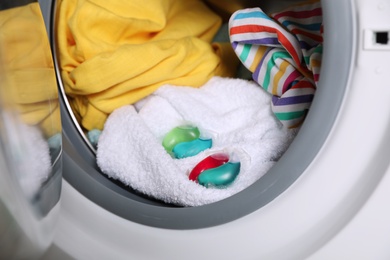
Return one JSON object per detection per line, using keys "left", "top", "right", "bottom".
{"left": 87, "top": 129, "right": 102, "bottom": 148}
{"left": 172, "top": 138, "right": 212, "bottom": 159}
{"left": 198, "top": 162, "right": 241, "bottom": 188}
{"left": 162, "top": 125, "right": 200, "bottom": 153}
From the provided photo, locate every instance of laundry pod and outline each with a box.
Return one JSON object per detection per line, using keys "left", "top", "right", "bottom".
{"left": 162, "top": 125, "right": 200, "bottom": 153}
{"left": 87, "top": 129, "right": 102, "bottom": 148}
{"left": 173, "top": 138, "right": 212, "bottom": 159}
{"left": 188, "top": 153, "right": 229, "bottom": 181}
{"left": 197, "top": 162, "right": 241, "bottom": 188}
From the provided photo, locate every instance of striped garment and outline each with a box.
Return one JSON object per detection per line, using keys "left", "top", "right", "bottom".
{"left": 229, "top": 1, "right": 323, "bottom": 128}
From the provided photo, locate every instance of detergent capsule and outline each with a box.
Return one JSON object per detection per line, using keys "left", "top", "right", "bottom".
{"left": 87, "top": 129, "right": 102, "bottom": 148}
{"left": 197, "top": 162, "right": 241, "bottom": 188}
{"left": 162, "top": 125, "right": 200, "bottom": 153}
{"left": 173, "top": 138, "right": 212, "bottom": 159}
{"left": 188, "top": 153, "right": 229, "bottom": 181}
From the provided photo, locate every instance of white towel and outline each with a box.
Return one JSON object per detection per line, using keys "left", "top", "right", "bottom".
{"left": 97, "top": 77, "right": 296, "bottom": 206}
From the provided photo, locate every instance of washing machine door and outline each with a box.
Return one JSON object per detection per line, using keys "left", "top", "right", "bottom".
{"left": 0, "top": 0, "right": 62, "bottom": 259}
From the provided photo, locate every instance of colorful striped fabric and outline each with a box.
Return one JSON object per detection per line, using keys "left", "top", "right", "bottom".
{"left": 229, "top": 1, "right": 323, "bottom": 128}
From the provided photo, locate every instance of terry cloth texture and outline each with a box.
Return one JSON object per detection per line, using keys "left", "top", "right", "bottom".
{"left": 229, "top": 1, "right": 323, "bottom": 128}
{"left": 56, "top": 0, "right": 239, "bottom": 131}
{"left": 97, "top": 77, "right": 296, "bottom": 207}
{"left": 0, "top": 3, "right": 61, "bottom": 138}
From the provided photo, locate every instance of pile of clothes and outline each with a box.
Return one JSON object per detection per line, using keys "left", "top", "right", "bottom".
{"left": 57, "top": 0, "right": 322, "bottom": 131}
{"left": 57, "top": 0, "right": 323, "bottom": 206}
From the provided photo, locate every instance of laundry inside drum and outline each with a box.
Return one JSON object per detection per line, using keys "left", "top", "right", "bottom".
{"left": 53, "top": 0, "right": 323, "bottom": 207}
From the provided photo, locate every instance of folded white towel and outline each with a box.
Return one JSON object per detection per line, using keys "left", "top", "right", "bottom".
{"left": 97, "top": 77, "right": 296, "bottom": 206}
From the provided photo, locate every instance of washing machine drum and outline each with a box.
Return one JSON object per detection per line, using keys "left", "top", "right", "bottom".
{"left": 54, "top": 0, "right": 354, "bottom": 229}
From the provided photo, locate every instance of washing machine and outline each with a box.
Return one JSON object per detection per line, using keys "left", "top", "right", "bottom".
{"left": 1, "top": 0, "right": 390, "bottom": 259}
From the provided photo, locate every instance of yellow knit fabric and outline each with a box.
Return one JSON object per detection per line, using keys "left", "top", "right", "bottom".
{"left": 0, "top": 3, "right": 61, "bottom": 138}
{"left": 57, "top": 0, "right": 238, "bottom": 131}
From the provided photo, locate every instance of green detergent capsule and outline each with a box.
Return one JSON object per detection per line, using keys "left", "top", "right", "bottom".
{"left": 198, "top": 162, "right": 241, "bottom": 188}
{"left": 173, "top": 138, "right": 212, "bottom": 159}
{"left": 162, "top": 125, "right": 200, "bottom": 153}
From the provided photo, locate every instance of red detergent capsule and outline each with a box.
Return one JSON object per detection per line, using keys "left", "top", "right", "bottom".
{"left": 189, "top": 153, "right": 229, "bottom": 182}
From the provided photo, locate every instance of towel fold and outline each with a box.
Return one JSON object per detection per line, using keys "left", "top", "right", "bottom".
{"left": 97, "top": 77, "right": 296, "bottom": 206}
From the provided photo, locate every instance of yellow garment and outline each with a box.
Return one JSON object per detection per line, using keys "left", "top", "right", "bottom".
{"left": 0, "top": 3, "right": 61, "bottom": 138}
{"left": 57, "top": 0, "right": 238, "bottom": 131}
